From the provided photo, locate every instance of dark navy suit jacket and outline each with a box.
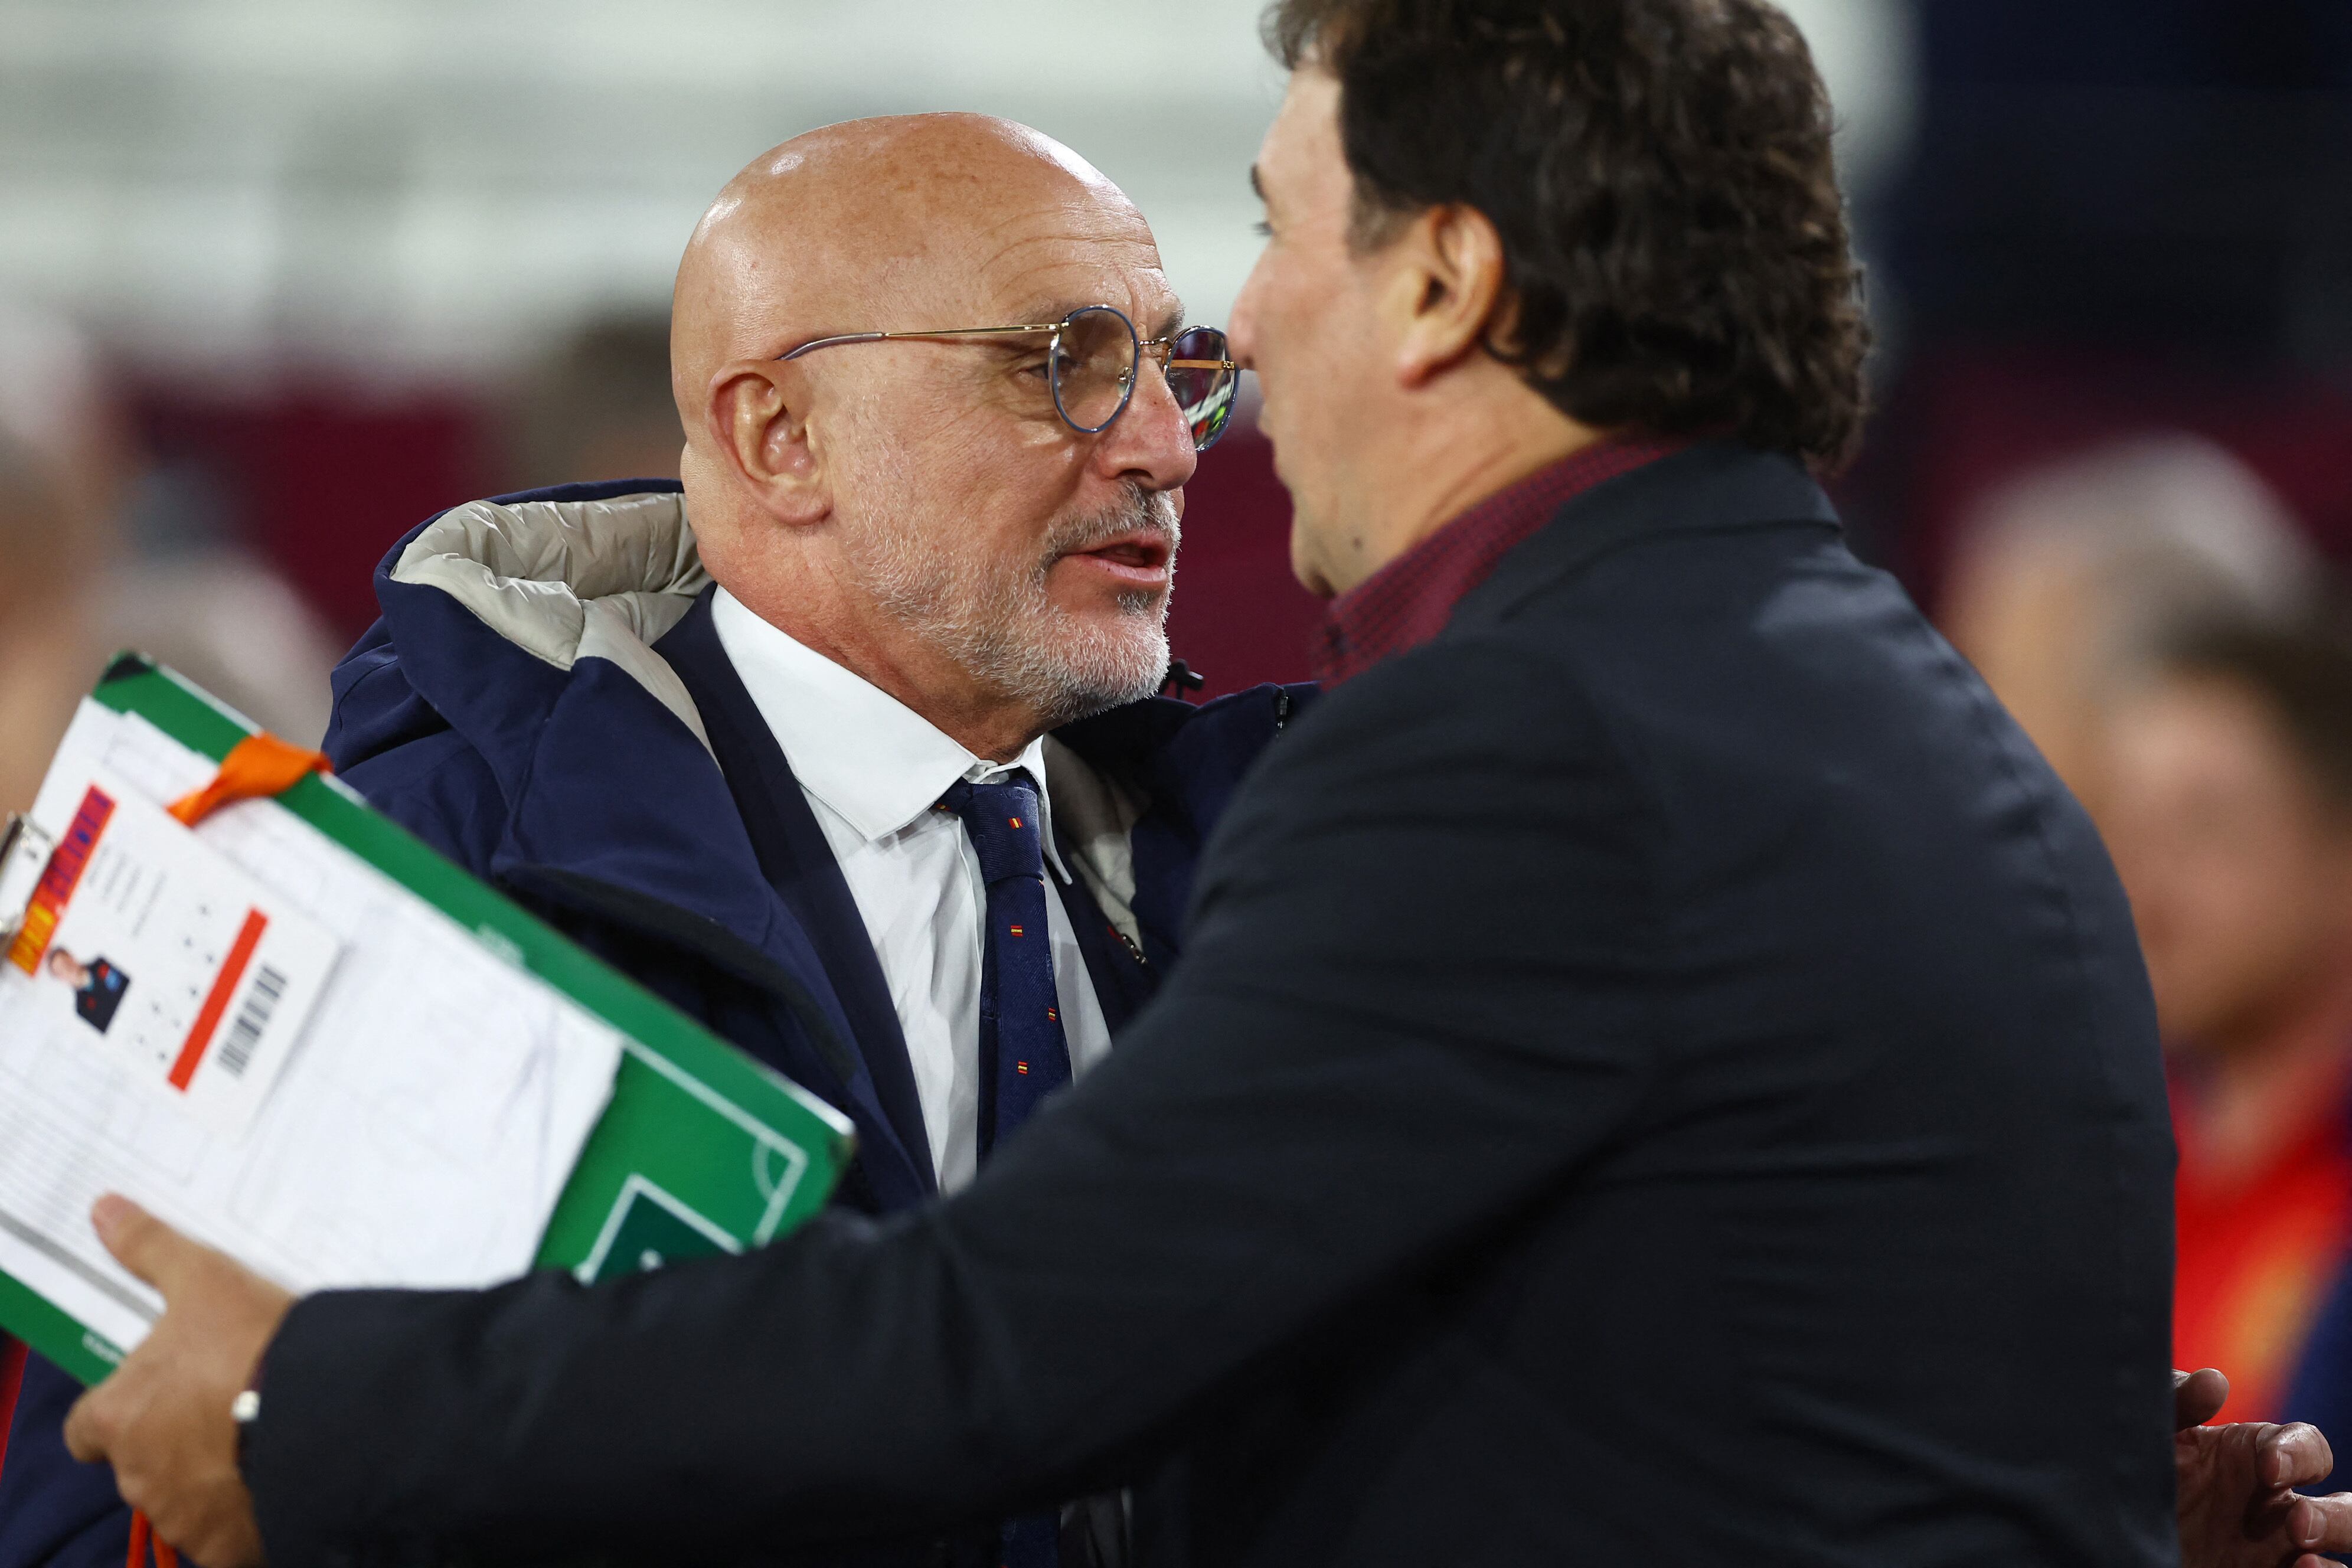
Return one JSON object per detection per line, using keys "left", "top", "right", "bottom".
{"left": 244, "top": 445, "right": 2179, "bottom": 1567}
{"left": 69, "top": 964, "right": 126, "bottom": 1035}
{"left": 0, "top": 479, "right": 1308, "bottom": 1567}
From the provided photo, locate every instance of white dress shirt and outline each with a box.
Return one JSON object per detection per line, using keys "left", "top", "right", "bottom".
{"left": 710, "top": 587, "right": 1116, "bottom": 1193}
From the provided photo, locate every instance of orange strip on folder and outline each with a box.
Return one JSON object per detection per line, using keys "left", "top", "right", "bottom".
{"left": 166, "top": 733, "right": 331, "bottom": 829}
{"left": 168, "top": 909, "right": 267, "bottom": 1092}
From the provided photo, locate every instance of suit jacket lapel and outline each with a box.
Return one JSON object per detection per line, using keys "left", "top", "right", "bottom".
{"left": 658, "top": 589, "right": 939, "bottom": 1196}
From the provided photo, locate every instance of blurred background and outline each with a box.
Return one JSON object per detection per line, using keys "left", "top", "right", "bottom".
{"left": 3, "top": 0, "right": 2351, "bottom": 1428}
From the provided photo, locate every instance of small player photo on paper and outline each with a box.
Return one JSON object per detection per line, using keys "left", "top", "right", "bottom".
{"left": 3, "top": 767, "right": 341, "bottom": 1141}
{"left": 42, "top": 945, "right": 130, "bottom": 1034}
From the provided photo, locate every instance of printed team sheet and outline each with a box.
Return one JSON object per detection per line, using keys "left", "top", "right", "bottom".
{"left": 0, "top": 699, "right": 623, "bottom": 1358}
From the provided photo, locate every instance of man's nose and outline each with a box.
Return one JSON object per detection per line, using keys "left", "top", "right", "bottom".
{"left": 1227, "top": 264, "right": 1264, "bottom": 371}
{"left": 1097, "top": 360, "right": 1199, "bottom": 493}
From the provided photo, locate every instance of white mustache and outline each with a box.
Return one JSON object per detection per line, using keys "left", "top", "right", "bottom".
{"left": 1046, "top": 489, "right": 1181, "bottom": 562}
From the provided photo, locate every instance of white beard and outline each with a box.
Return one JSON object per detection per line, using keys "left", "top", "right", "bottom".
{"left": 843, "top": 482, "right": 1180, "bottom": 730}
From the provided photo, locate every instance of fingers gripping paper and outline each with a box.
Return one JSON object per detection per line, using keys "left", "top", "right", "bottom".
{"left": 0, "top": 661, "right": 852, "bottom": 1380}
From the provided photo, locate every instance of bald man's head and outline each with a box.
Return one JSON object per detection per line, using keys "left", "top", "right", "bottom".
{"left": 671, "top": 114, "right": 1155, "bottom": 436}
{"left": 666, "top": 114, "right": 1201, "bottom": 760}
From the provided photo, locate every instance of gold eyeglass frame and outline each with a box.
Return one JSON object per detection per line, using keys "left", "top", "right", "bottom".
{"left": 775, "top": 303, "right": 1240, "bottom": 446}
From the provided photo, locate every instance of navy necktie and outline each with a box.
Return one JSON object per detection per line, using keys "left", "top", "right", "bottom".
{"left": 941, "top": 770, "right": 1075, "bottom": 1156}
{"left": 940, "top": 771, "right": 1073, "bottom": 1567}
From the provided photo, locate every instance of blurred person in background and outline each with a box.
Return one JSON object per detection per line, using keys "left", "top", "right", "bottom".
{"left": 501, "top": 313, "right": 682, "bottom": 492}
{"left": 94, "top": 560, "right": 339, "bottom": 748}
{"left": 0, "top": 300, "right": 339, "bottom": 773}
{"left": 0, "top": 430, "right": 104, "bottom": 815}
{"left": 2105, "top": 612, "right": 2352, "bottom": 1430}
{"left": 0, "top": 305, "right": 125, "bottom": 815}
{"left": 1941, "top": 435, "right": 2317, "bottom": 828}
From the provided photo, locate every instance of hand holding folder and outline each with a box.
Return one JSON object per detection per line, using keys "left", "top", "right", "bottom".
{"left": 0, "top": 655, "right": 853, "bottom": 1388}
{"left": 65, "top": 1194, "right": 289, "bottom": 1568}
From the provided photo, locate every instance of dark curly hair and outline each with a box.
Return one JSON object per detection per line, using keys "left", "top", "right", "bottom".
{"left": 1266, "top": 0, "right": 1872, "bottom": 472}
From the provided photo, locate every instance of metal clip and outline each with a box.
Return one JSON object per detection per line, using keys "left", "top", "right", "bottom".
{"left": 0, "top": 814, "right": 56, "bottom": 943}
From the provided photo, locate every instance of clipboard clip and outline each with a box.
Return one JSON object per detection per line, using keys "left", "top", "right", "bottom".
{"left": 0, "top": 814, "right": 56, "bottom": 943}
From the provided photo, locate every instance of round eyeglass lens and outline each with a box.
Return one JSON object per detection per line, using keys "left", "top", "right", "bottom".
{"left": 1050, "top": 306, "right": 1141, "bottom": 434}
{"left": 1167, "top": 327, "right": 1238, "bottom": 451}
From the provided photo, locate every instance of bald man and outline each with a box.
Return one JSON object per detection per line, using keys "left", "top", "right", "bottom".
{"left": 0, "top": 115, "right": 1292, "bottom": 1568}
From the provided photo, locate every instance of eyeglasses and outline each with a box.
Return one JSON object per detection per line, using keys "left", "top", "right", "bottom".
{"left": 776, "top": 304, "right": 1241, "bottom": 451}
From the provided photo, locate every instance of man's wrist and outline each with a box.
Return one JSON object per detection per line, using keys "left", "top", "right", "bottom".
{"left": 231, "top": 1344, "right": 267, "bottom": 1471}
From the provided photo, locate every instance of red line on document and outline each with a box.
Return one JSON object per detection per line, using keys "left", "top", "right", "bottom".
{"left": 169, "top": 909, "right": 267, "bottom": 1092}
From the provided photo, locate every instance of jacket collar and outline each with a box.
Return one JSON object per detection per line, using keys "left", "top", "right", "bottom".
{"left": 1451, "top": 442, "right": 1841, "bottom": 632}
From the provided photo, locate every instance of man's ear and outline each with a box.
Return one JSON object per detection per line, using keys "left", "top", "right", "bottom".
{"left": 701, "top": 360, "right": 829, "bottom": 525}
{"left": 1380, "top": 203, "right": 1510, "bottom": 390}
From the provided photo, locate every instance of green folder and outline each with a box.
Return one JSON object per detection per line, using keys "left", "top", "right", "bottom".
{"left": 0, "top": 655, "right": 854, "bottom": 1386}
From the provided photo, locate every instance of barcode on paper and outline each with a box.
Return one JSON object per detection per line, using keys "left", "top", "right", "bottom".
{"left": 217, "top": 964, "right": 287, "bottom": 1080}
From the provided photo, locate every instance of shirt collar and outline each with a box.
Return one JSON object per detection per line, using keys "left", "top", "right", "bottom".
{"left": 708, "top": 587, "right": 1066, "bottom": 874}
{"left": 1315, "top": 435, "right": 1687, "bottom": 686}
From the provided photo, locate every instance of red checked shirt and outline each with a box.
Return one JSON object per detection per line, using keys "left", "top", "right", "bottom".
{"left": 1314, "top": 437, "right": 1687, "bottom": 687}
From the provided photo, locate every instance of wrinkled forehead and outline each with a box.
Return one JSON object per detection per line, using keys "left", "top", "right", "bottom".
{"left": 957, "top": 208, "right": 1181, "bottom": 337}
{"left": 850, "top": 155, "right": 1184, "bottom": 335}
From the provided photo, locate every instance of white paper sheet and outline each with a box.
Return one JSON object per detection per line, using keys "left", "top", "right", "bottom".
{"left": 16, "top": 764, "right": 341, "bottom": 1142}
{"left": 0, "top": 700, "right": 623, "bottom": 1357}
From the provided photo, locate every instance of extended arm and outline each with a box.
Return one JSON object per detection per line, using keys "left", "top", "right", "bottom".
{"left": 244, "top": 642, "right": 1653, "bottom": 1562}
{"left": 73, "top": 643, "right": 1658, "bottom": 1565}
